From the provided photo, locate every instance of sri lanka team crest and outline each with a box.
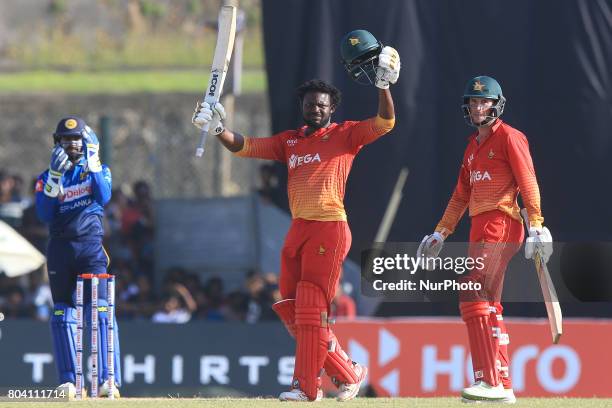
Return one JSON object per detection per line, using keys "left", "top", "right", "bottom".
{"left": 65, "top": 118, "right": 78, "bottom": 129}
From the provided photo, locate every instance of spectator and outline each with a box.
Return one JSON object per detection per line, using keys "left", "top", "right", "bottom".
{"left": 257, "top": 164, "right": 284, "bottom": 208}
{"left": 152, "top": 283, "right": 197, "bottom": 323}
{"left": 1, "top": 286, "right": 32, "bottom": 318}
{"left": 331, "top": 281, "right": 356, "bottom": 320}
{"left": 26, "top": 268, "right": 53, "bottom": 321}
{"left": 122, "top": 181, "right": 155, "bottom": 276}
{"left": 244, "top": 272, "right": 278, "bottom": 323}
{"left": 0, "top": 171, "right": 24, "bottom": 228}
{"left": 19, "top": 178, "right": 49, "bottom": 253}
{"left": 202, "top": 277, "right": 225, "bottom": 321}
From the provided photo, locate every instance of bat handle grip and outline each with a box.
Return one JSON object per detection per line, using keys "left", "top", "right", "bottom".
{"left": 195, "top": 122, "right": 211, "bottom": 158}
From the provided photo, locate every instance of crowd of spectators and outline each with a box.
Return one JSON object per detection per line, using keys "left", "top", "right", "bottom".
{"left": 0, "top": 168, "right": 359, "bottom": 323}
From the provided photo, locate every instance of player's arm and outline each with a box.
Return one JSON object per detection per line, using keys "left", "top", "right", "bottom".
{"left": 506, "top": 132, "right": 553, "bottom": 262}
{"left": 35, "top": 172, "right": 58, "bottom": 223}
{"left": 35, "top": 145, "right": 74, "bottom": 222}
{"left": 348, "top": 47, "right": 400, "bottom": 147}
{"left": 435, "top": 163, "right": 470, "bottom": 238}
{"left": 416, "top": 162, "right": 470, "bottom": 269}
{"left": 82, "top": 126, "right": 112, "bottom": 206}
{"left": 506, "top": 133, "right": 543, "bottom": 228}
{"left": 90, "top": 166, "right": 112, "bottom": 206}
{"left": 192, "top": 102, "right": 285, "bottom": 161}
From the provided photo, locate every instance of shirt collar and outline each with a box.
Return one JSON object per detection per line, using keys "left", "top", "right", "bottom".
{"left": 297, "top": 122, "right": 337, "bottom": 138}
{"left": 468, "top": 119, "right": 504, "bottom": 144}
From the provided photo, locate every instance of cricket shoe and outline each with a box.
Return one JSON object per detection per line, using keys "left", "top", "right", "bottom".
{"left": 335, "top": 364, "right": 368, "bottom": 402}
{"left": 98, "top": 381, "right": 121, "bottom": 398}
{"left": 461, "top": 381, "right": 508, "bottom": 403}
{"left": 279, "top": 388, "right": 323, "bottom": 402}
{"left": 461, "top": 388, "right": 516, "bottom": 404}
{"left": 56, "top": 382, "right": 87, "bottom": 400}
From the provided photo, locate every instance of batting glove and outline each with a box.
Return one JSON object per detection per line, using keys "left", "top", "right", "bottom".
{"left": 525, "top": 226, "right": 553, "bottom": 263}
{"left": 416, "top": 231, "right": 445, "bottom": 271}
{"left": 192, "top": 101, "right": 226, "bottom": 135}
{"left": 375, "top": 46, "right": 401, "bottom": 89}
{"left": 82, "top": 125, "right": 102, "bottom": 173}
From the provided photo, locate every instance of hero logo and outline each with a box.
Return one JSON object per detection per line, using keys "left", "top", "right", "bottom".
{"left": 59, "top": 181, "right": 92, "bottom": 203}
{"left": 288, "top": 153, "right": 321, "bottom": 169}
{"left": 470, "top": 170, "right": 492, "bottom": 184}
{"left": 348, "top": 329, "right": 401, "bottom": 396}
{"left": 422, "top": 344, "right": 581, "bottom": 394}
{"left": 208, "top": 71, "right": 219, "bottom": 97}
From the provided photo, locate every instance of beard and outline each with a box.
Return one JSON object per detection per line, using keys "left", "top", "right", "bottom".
{"left": 303, "top": 114, "right": 331, "bottom": 129}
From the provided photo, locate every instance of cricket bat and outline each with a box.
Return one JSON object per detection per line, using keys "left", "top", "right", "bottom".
{"left": 521, "top": 208, "right": 563, "bottom": 343}
{"left": 195, "top": 5, "right": 237, "bottom": 157}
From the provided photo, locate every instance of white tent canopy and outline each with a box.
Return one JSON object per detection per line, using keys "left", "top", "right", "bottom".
{"left": 0, "top": 220, "right": 45, "bottom": 277}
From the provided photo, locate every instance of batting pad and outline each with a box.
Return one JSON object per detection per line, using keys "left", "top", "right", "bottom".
{"left": 272, "top": 299, "right": 297, "bottom": 337}
{"left": 294, "top": 282, "right": 329, "bottom": 400}
{"left": 50, "top": 303, "right": 77, "bottom": 384}
{"left": 95, "top": 299, "right": 122, "bottom": 386}
{"left": 274, "top": 297, "right": 361, "bottom": 386}
{"left": 460, "top": 302, "right": 500, "bottom": 386}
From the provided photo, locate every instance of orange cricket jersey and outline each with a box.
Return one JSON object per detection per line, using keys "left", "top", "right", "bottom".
{"left": 436, "top": 120, "right": 544, "bottom": 236}
{"left": 235, "top": 116, "right": 394, "bottom": 221}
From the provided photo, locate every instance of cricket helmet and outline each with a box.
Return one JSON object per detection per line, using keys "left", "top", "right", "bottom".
{"left": 340, "top": 29, "right": 383, "bottom": 85}
{"left": 462, "top": 76, "right": 506, "bottom": 127}
{"left": 53, "top": 116, "right": 87, "bottom": 160}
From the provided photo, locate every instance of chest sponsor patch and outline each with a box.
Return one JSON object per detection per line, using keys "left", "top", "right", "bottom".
{"left": 59, "top": 180, "right": 92, "bottom": 203}
{"left": 470, "top": 170, "right": 492, "bottom": 184}
{"left": 288, "top": 153, "right": 321, "bottom": 169}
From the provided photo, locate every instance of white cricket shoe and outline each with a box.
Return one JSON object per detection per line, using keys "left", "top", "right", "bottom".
{"left": 461, "top": 381, "right": 508, "bottom": 403}
{"left": 279, "top": 388, "right": 323, "bottom": 401}
{"left": 57, "top": 382, "right": 87, "bottom": 400}
{"left": 461, "top": 388, "right": 516, "bottom": 404}
{"left": 336, "top": 364, "right": 368, "bottom": 402}
{"left": 56, "top": 382, "right": 76, "bottom": 399}
{"left": 98, "top": 381, "right": 121, "bottom": 398}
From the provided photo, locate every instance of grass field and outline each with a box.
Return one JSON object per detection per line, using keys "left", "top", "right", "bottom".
{"left": 2, "top": 398, "right": 612, "bottom": 408}
{"left": 0, "top": 69, "right": 266, "bottom": 94}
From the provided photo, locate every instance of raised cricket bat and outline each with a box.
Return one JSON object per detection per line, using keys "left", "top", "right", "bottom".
{"left": 195, "top": 5, "right": 237, "bottom": 157}
{"left": 521, "top": 208, "right": 563, "bottom": 343}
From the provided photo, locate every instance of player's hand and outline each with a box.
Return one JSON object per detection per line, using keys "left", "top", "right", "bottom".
{"left": 50, "top": 145, "right": 72, "bottom": 175}
{"left": 416, "top": 232, "right": 445, "bottom": 271}
{"left": 46, "top": 145, "right": 71, "bottom": 197}
{"left": 192, "top": 101, "right": 226, "bottom": 135}
{"left": 375, "top": 46, "right": 401, "bottom": 89}
{"left": 525, "top": 226, "right": 553, "bottom": 263}
{"left": 82, "top": 125, "right": 102, "bottom": 173}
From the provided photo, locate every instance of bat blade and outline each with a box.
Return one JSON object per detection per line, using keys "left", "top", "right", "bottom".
{"left": 195, "top": 5, "right": 237, "bottom": 157}
{"left": 521, "top": 208, "right": 563, "bottom": 344}
{"left": 535, "top": 251, "right": 563, "bottom": 343}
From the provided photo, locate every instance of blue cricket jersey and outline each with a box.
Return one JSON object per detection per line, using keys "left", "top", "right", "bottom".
{"left": 35, "top": 159, "right": 112, "bottom": 239}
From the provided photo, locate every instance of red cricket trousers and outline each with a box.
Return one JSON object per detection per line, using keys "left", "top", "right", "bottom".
{"left": 461, "top": 209, "right": 524, "bottom": 388}
{"left": 280, "top": 219, "right": 351, "bottom": 302}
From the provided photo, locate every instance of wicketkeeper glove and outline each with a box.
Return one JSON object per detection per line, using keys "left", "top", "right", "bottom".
{"left": 82, "top": 126, "right": 102, "bottom": 173}
{"left": 45, "top": 145, "right": 72, "bottom": 197}
{"left": 525, "top": 226, "right": 553, "bottom": 263}
{"left": 416, "top": 231, "right": 445, "bottom": 271}
{"left": 375, "top": 46, "right": 401, "bottom": 89}
{"left": 192, "top": 101, "right": 226, "bottom": 135}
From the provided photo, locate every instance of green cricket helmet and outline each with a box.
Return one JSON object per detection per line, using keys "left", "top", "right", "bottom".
{"left": 340, "top": 29, "right": 382, "bottom": 85}
{"left": 461, "top": 76, "right": 506, "bottom": 127}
